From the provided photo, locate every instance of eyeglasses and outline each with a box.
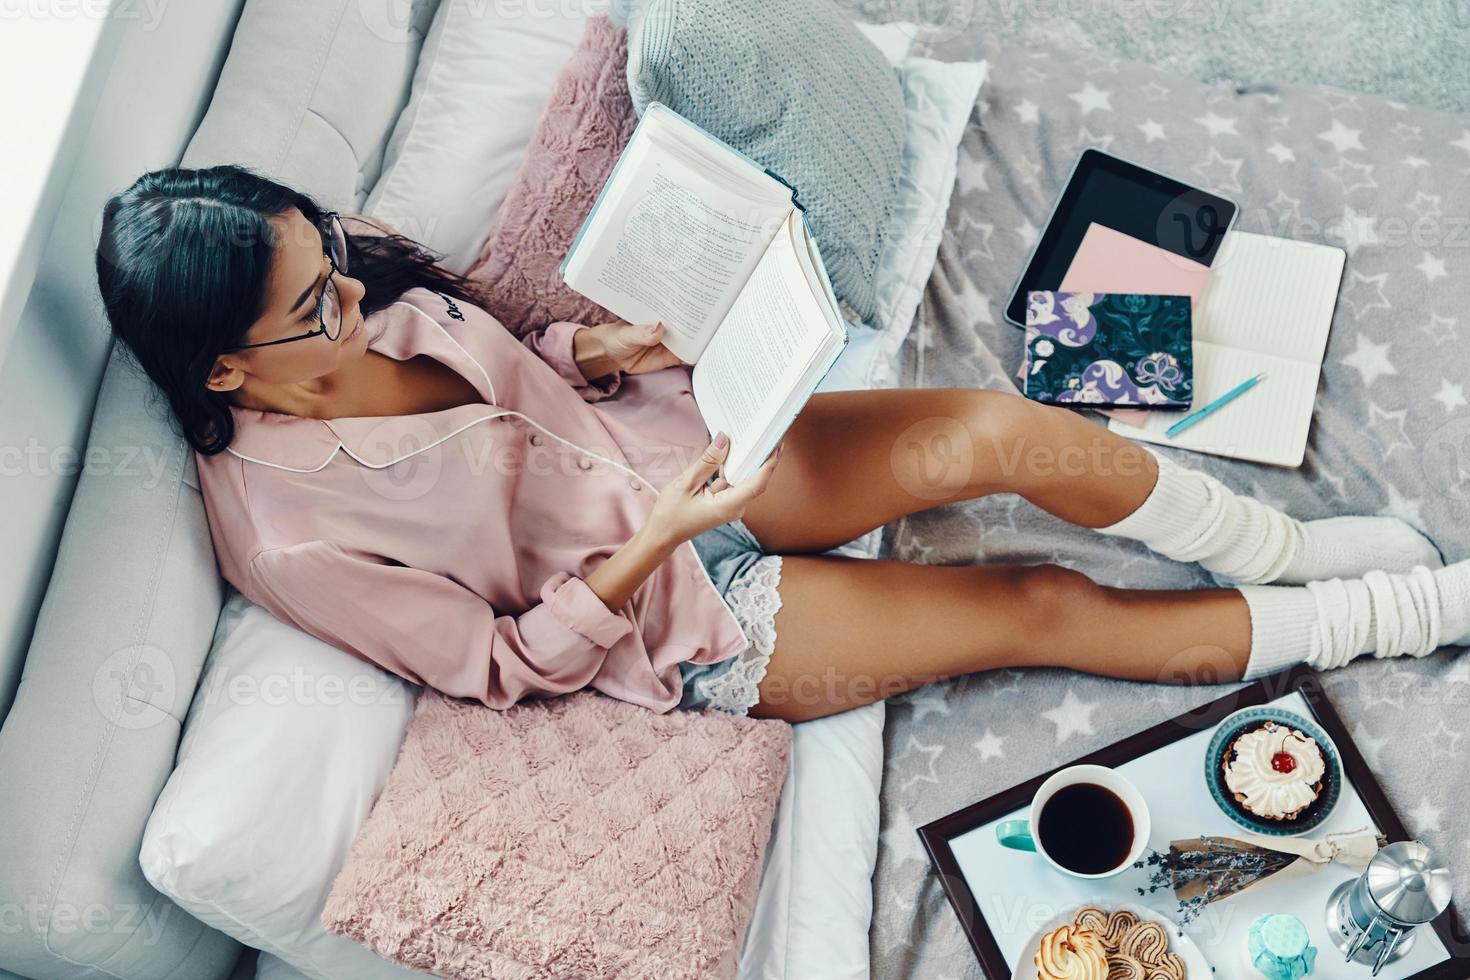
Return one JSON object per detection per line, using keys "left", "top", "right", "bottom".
{"left": 223, "top": 211, "right": 351, "bottom": 352}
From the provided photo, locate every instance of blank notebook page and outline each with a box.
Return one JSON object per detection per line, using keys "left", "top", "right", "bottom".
{"left": 1107, "top": 230, "right": 1345, "bottom": 468}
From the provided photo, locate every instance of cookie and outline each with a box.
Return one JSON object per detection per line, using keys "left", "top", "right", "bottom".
{"left": 1101, "top": 909, "right": 1140, "bottom": 951}
{"left": 1144, "top": 952, "right": 1187, "bottom": 980}
{"left": 1073, "top": 905, "right": 1112, "bottom": 938}
{"left": 1118, "top": 920, "right": 1170, "bottom": 963}
{"left": 1034, "top": 924, "right": 1109, "bottom": 980}
{"left": 1105, "top": 953, "right": 1147, "bottom": 979}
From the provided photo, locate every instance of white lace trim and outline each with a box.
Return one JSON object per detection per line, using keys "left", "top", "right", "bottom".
{"left": 696, "top": 555, "right": 783, "bottom": 716}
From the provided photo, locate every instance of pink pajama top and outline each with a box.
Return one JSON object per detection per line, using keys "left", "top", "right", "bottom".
{"left": 194, "top": 285, "right": 750, "bottom": 712}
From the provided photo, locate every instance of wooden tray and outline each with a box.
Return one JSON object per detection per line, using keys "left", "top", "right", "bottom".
{"left": 917, "top": 666, "right": 1469, "bottom": 978}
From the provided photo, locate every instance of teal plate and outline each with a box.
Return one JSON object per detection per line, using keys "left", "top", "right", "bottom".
{"left": 1205, "top": 707, "right": 1343, "bottom": 836}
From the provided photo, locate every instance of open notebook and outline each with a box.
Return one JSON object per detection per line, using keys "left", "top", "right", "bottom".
{"left": 1062, "top": 225, "right": 1346, "bottom": 467}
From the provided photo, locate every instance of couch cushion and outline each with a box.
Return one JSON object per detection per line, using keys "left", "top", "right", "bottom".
{"left": 0, "top": 3, "right": 442, "bottom": 977}
{"left": 0, "top": 344, "right": 238, "bottom": 980}
{"left": 184, "top": 0, "right": 439, "bottom": 213}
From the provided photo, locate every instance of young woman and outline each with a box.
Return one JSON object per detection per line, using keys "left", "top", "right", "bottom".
{"left": 96, "top": 165, "right": 1468, "bottom": 723}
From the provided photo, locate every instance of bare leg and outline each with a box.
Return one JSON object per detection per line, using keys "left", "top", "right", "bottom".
{"left": 748, "top": 556, "right": 1250, "bottom": 723}
{"left": 739, "top": 388, "right": 1157, "bottom": 554}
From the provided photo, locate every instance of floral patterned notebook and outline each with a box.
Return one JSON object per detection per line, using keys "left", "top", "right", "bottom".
{"left": 1022, "top": 291, "right": 1194, "bottom": 408}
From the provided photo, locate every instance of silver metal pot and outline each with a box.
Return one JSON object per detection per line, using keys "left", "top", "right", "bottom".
{"left": 1325, "top": 839, "right": 1452, "bottom": 975}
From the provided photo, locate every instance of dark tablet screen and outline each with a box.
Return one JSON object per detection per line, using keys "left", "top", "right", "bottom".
{"left": 1004, "top": 149, "right": 1237, "bottom": 326}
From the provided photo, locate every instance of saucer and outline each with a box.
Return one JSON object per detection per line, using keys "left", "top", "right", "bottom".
{"left": 1011, "top": 902, "right": 1212, "bottom": 979}
{"left": 1204, "top": 706, "right": 1343, "bottom": 837}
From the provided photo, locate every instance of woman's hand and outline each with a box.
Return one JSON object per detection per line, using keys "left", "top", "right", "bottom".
{"left": 574, "top": 320, "right": 683, "bottom": 379}
{"left": 645, "top": 432, "right": 782, "bottom": 548}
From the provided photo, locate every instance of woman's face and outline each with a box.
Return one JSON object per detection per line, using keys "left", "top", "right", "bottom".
{"left": 206, "top": 207, "right": 370, "bottom": 396}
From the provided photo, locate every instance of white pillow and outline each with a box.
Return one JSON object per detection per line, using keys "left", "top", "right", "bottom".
{"left": 139, "top": 590, "right": 425, "bottom": 980}
{"left": 363, "top": 0, "right": 603, "bottom": 273}
{"left": 174, "top": 24, "right": 984, "bottom": 980}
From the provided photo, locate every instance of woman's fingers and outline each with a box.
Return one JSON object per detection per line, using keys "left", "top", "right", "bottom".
{"left": 714, "top": 443, "right": 782, "bottom": 507}
{"left": 684, "top": 432, "right": 729, "bottom": 490}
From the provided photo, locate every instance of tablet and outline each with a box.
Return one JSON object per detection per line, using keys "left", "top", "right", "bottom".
{"left": 1004, "top": 149, "right": 1238, "bottom": 327}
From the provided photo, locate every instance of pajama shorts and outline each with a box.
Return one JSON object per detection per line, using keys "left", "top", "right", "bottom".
{"left": 678, "top": 518, "right": 784, "bottom": 716}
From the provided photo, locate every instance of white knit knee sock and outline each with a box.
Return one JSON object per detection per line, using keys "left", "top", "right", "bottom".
{"left": 1238, "top": 560, "right": 1470, "bottom": 680}
{"left": 1098, "top": 448, "right": 1442, "bottom": 585}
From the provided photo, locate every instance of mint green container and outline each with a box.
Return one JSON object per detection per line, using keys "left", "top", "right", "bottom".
{"left": 1247, "top": 913, "right": 1317, "bottom": 979}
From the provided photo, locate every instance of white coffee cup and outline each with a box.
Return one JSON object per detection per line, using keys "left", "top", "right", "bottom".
{"left": 995, "top": 764, "right": 1152, "bottom": 879}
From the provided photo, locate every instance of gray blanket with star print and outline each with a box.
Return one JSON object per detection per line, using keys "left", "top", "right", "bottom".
{"left": 866, "top": 25, "right": 1470, "bottom": 980}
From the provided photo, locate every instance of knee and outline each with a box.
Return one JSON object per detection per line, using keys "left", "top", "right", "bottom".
{"left": 1010, "top": 563, "right": 1101, "bottom": 631}
{"left": 957, "top": 390, "right": 1044, "bottom": 489}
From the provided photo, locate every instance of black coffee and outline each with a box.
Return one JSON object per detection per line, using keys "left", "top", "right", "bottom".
{"left": 1036, "top": 783, "right": 1134, "bottom": 875}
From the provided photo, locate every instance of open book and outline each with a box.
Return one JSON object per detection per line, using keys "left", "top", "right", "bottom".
{"left": 560, "top": 102, "right": 849, "bottom": 483}
{"left": 1063, "top": 226, "right": 1345, "bottom": 467}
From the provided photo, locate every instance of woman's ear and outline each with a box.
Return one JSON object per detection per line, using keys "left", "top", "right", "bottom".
{"left": 206, "top": 357, "right": 242, "bottom": 393}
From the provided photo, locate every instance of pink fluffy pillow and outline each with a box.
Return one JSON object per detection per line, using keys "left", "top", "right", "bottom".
{"left": 466, "top": 15, "right": 637, "bottom": 336}
{"left": 321, "top": 691, "right": 792, "bottom": 979}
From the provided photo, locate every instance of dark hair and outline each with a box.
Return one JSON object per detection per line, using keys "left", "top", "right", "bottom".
{"left": 95, "top": 163, "right": 489, "bottom": 455}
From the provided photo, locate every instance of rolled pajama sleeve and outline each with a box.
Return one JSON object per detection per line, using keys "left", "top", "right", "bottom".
{"left": 520, "top": 320, "right": 623, "bottom": 401}
{"left": 249, "top": 541, "right": 634, "bottom": 710}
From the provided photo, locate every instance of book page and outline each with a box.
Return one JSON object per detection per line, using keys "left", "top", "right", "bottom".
{"left": 692, "top": 212, "right": 841, "bottom": 482}
{"left": 1107, "top": 342, "right": 1321, "bottom": 467}
{"left": 561, "top": 108, "right": 793, "bottom": 363}
{"left": 1194, "top": 230, "right": 1345, "bottom": 363}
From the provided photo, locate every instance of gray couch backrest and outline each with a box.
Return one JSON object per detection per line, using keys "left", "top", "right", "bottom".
{"left": 0, "top": 1, "right": 440, "bottom": 976}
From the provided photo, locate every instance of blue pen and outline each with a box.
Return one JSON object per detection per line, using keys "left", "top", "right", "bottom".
{"left": 1167, "top": 372, "right": 1268, "bottom": 438}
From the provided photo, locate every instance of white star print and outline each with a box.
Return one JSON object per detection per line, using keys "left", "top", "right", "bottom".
{"left": 973, "top": 728, "right": 1006, "bottom": 762}
{"left": 1421, "top": 314, "right": 1458, "bottom": 344}
{"left": 1141, "top": 81, "right": 1170, "bottom": 101}
{"left": 901, "top": 685, "right": 952, "bottom": 723}
{"left": 1193, "top": 112, "right": 1238, "bottom": 137}
{"left": 1330, "top": 206, "right": 1380, "bottom": 256}
{"left": 1426, "top": 719, "right": 1463, "bottom": 760}
{"left": 1451, "top": 129, "right": 1470, "bottom": 158}
{"left": 982, "top": 669, "right": 1024, "bottom": 697}
{"left": 1380, "top": 483, "right": 1426, "bottom": 530}
{"left": 1068, "top": 81, "right": 1112, "bottom": 116}
{"left": 1351, "top": 723, "right": 1389, "bottom": 769}
{"left": 1447, "top": 659, "right": 1470, "bottom": 686}
{"left": 893, "top": 733, "right": 944, "bottom": 792}
{"left": 1408, "top": 191, "right": 1443, "bottom": 220}
{"left": 1433, "top": 378, "right": 1467, "bottom": 413}
{"left": 1320, "top": 89, "right": 1362, "bottom": 112}
{"left": 1416, "top": 252, "right": 1448, "bottom": 283}
{"left": 1318, "top": 119, "right": 1364, "bottom": 153}
{"left": 1266, "top": 142, "right": 1296, "bottom": 163}
{"left": 878, "top": 804, "right": 928, "bottom": 867}
{"left": 1402, "top": 155, "right": 1430, "bottom": 169}
{"left": 1341, "top": 335, "right": 1396, "bottom": 387}
{"left": 1338, "top": 270, "right": 1391, "bottom": 318}
{"left": 1192, "top": 148, "right": 1244, "bottom": 194}
{"left": 1266, "top": 190, "right": 1301, "bottom": 225}
{"left": 1076, "top": 125, "right": 1115, "bottom": 152}
{"left": 1390, "top": 122, "right": 1421, "bottom": 143}
{"left": 1015, "top": 218, "right": 1039, "bottom": 248}
{"left": 1137, "top": 119, "right": 1166, "bottom": 143}
{"left": 1408, "top": 796, "right": 1445, "bottom": 834}
{"left": 1015, "top": 98, "right": 1040, "bottom": 124}
{"left": 1367, "top": 403, "right": 1413, "bottom": 457}
{"left": 1325, "top": 157, "right": 1377, "bottom": 197}
{"left": 1042, "top": 689, "right": 1098, "bottom": 744}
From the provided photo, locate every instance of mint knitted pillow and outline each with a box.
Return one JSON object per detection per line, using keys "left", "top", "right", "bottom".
{"left": 624, "top": 0, "right": 905, "bottom": 324}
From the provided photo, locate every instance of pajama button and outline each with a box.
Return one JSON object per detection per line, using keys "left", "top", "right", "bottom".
{"left": 629, "top": 480, "right": 643, "bottom": 491}
{"left": 578, "top": 458, "right": 593, "bottom": 470}
{"left": 529, "top": 434, "right": 543, "bottom": 446}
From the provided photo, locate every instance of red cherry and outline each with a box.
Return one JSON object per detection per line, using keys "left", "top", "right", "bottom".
{"left": 1271, "top": 751, "right": 1297, "bottom": 774}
